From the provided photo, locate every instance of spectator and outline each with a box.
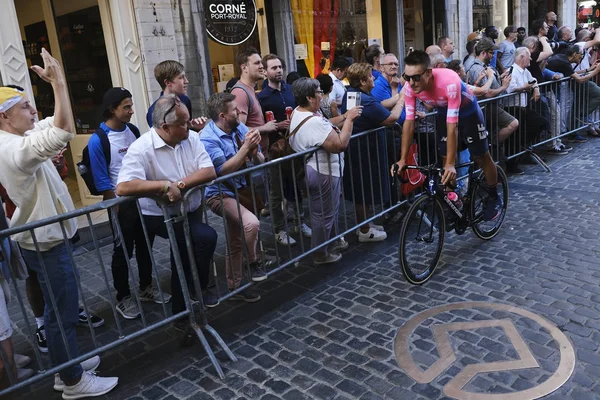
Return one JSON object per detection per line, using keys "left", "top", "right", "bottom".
{"left": 531, "top": 19, "right": 564, "bottom": 52}
{"left": 316, "top": 73, "right": 337, "bottom": 118}
{"left": 498, "top": 26, "right": 518, "bottom": 70}
{"left": 573, "top": 28, "right": 600, "bottom": 136}
{"left": 467, "top": 31, "right": 482, "bottom": 42}
{"left": 364, "top": 44, "right": 385, "bottom": 79}
{"left": 522, "top": 36, "right": 570, "bottom": 154}
{"left": 328, "top": 56, "right": 351, "bottom": 108}
{"left": 89, "top": 87, "right": 170, "bottom": 320}
{"left": 371, "top": 53, "right": 405, "bottom": 117}
{"left": 547, "top": 45, "right": 600, "bottom": 141}
{"left": 463, "top": 39, "right": 480, "bottom": 72}
{"left": 0, "top": 200, "right": 33, "bottom": 386}
{"left": 438, "top": 36, "right": 455, "bottom": 63}
{"left": 341, "top": 63, "right": 405, "bottom": 242}
{"left": 146, "top": 60, "right": 207, "bottom": 131}
{"left": 202, "top": 92, "right": 267, "bottom": 302}
{"left": 425, "top": 45, "right": 442, "bottom": 57}
{"left": 117, "top": 95, "right": 220, "bottom": 319}
{"left": 430, "top": 54, "right": 448, "bottom": 69}
{"left": 257, "top": 54, "right": 311, "bottom": 246}
{"left": 286, "top": 71, "right": 302, "bottom": 85}
{"left": 447, "top": 59, "right": 497, "bottom": 96}
{"left": 516, "top": 27, "right": 527, "bottom": 47}
{"left": 289, "top": 78, "right": 361, "bottom": 264}
{"left": 505, "top": 47, "right": 550, "bottom": 155}
{"left": 546, "top": 11, "right": 559, "bottom": 41}
{"left": 232, "top": 48, "right": 277, "bottom": 153}
{"left": 484, "top": 26, "right": 500, "bottom": 71}
{"left": 0, "top": 48, "right": 118, "bottom": 398}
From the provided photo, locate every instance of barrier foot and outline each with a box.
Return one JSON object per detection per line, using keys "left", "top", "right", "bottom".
{"left": 190, "top": 322, "right": 227, "bottom": 379}
{"left": 204, "top": 324, "right": 238, "bottom": 362}
{"left": 527, "top": 149, "right": 551, "bottom": 172}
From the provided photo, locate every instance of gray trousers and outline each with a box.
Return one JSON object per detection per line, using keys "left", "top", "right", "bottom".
{"left": 305, "top": 165, "right": 341, "bottom": 255}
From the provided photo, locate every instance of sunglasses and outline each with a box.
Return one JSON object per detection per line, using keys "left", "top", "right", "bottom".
{"left": 402, "top": 69, "right": 429, "bottom": 83}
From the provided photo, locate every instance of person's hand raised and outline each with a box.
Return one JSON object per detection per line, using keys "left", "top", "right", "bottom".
{"left": 30, "top": 48, "right": 65, "bottom": 85}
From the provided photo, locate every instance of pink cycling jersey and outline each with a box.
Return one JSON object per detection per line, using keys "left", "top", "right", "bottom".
{"left": 404, "top": 68, "right": 478, "bottom": 124}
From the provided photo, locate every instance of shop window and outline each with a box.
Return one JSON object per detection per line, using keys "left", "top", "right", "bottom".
{"left": 291, "top": 0, "right": 377, "bottom": 77}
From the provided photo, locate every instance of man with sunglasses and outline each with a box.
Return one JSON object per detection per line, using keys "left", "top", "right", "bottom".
{"left": 392, "top": 50, "right": 503, "bottom": 221}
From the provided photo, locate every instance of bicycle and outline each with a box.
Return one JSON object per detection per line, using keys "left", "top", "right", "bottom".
{"left": 395, "top": 161, "right": 509, "bottom": 285}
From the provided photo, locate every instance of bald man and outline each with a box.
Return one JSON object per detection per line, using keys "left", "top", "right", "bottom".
{"left": 426, "top": 45, "right": 442, "bottom": 57}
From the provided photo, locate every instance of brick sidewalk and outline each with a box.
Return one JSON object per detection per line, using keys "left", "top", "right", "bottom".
{"left": 13, "top": 139, "right": 600, "bottom": 399}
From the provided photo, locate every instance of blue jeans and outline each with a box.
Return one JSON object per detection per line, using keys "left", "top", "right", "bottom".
{"left": 21, "top": 243, "right": 83, "bottom": 382}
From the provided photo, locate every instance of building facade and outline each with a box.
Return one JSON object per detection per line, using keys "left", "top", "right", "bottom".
{"left": 0, "top": 0, "right": 578, "bottom": 206}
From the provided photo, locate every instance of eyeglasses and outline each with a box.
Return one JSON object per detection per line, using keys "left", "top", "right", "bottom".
{"left": 162, "top": 100, "right": 181, "bottom": 126}
{"left": 402, "top": 70, "right": 429, "bottom": 83}
{"left": 382, "top": 62, "right": 399, "bottom": 67}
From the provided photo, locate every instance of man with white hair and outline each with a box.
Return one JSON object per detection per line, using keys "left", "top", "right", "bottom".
{"left": 425, "top": 45, "right": 441, "bottom": 57}
{"left": 0, "top": 48, "right": 117, "bottom": 397}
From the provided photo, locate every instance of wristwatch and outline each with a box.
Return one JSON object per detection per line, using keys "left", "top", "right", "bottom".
{"left": 161, "top": 180, "right": 170, "bottom": 194}
{"left": 177, "top": 180, "right": 186, "bottom": 190}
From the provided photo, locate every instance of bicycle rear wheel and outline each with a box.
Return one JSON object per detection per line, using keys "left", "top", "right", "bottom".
{"left": 469, "top": 166, "right": 509, "bottom": 240}
{"left": 399, "top": 195, "right": 445, "bottom": 285}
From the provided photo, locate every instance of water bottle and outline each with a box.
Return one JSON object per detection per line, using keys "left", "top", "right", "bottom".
{"left": 446, "top": 191, "right": 463, "bottom": 212}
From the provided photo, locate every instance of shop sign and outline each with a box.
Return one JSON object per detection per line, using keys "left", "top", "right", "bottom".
{"left": 295, "top": 44, "right": 308, "bottom": 60}
{"left": 205, "top": 0, "right": 257, "bottom": 46}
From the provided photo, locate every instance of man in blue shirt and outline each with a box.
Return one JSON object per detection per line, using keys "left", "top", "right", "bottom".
{"left": 201, "top": 92, "right": 266, "bottom": 303}
{"left": 371, "top": 53, "right": 406, "bottom": 124}
{"left": 90, "top": 88, "right": 170, "bottom": 320}
{"left": 257, "top": 54, "right": 311, "bottom": 246}
{"left": 146, "top": 60, "right": 207, "bottom": 131}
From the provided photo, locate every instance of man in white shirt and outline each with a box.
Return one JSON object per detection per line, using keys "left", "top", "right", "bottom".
{"left": 328, "top": 56, "right": 351, "bottom": 107}
{"left": 116, "top": 95, "right": 219, "bottom": 317}
{"left": 0, "top": 49, "right": 117, "bottom": 398}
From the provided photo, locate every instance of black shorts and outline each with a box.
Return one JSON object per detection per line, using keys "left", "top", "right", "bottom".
{"left": 436, "top": 107, "right": 490, "bottom": 158}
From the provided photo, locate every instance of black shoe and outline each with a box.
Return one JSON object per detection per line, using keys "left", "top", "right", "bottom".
{"left": 36, "top": 326, "right": 48, "bottom": 353}
{"left": 202, "top": 292, "right": 220, "bottom": 308}
{"left": 78, "top": 308, "right": 105, "bottom": 328}
{"left": 228, "top": 288, "right": 261, "bottom": 303}
{"left": 506, "top": 164, "right": 524, "bottom": 175}
{"left": 250, "top": 262, "right": 268, "bottom": 282}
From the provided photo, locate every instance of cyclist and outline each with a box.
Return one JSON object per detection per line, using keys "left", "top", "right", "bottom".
{"left": 392, "top": 50, "right": 502, "bottom": 221}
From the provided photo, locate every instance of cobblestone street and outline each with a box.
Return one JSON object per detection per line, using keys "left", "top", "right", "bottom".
{"left": 14, "top": 139, "right": 600, "bottom": 400}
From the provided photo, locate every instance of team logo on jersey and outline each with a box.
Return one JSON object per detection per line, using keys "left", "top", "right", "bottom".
{"left": 447, "top": 83, "right": 457, "bottom": 99}
{"left": 477, "top": 124, "right": 488, "bottom": 140}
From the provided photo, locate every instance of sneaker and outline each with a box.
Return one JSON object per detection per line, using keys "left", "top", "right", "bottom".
{"left": 355, "top": 222, "right": 385, "bottom": 235}
{"left": 275, "top": 230, "right": 296, "bottom": 246}
{"left": 78, "top": 308, "right": 105, "bottom": 328}
{"left": 139, "top": 285, "right": 172, "bottom": 304}
{"left": 506, "top": 164, "right": 524, "bottom": 175}
{"left": 229, "top": 288, "right": 261, "bottom": 303}
{"left": 568, "top": 134, "right": 588, "bottom": 143}
{"left": 329, "top": 237, "right": 349, "bottom": 253}
{"left": 250, "top": 261, "right": 268, "bottom": 282}
{"left": 15, "top": 354, "right": 31, "bottom": 369}
{"left": 260, "top": 208, "right": 270, "bottom": 217}
{"left": 115, "top": 296, "right": 141, "bottom": 320}
{"left": 547, "top": 145, "right": 568, "bottom": 155}
{"left": 36, "top": 325, "right": 48, "bottom": 353}
{"left": 18, "top": 368, "right": 35, "bottom": 381}
{"left": 61, "top": 371, "right": 118, "bottom": 400}
{"left": 291, "top": 223, "right": 312, "bottom": 237}
{"left": 560, "top": 143, "right": 573, "bottom": 152}
{"left": 202, "top": 292, "right": 220, "bottom": 308}
{"left": 54, "top": 356, "right": 101, "bottom": 391}
{"left": 314, "top": 252, "right": 342, "bottom": 265}
{"left": 483, "top": 194, "right": 503, "bottom": 221}
{"left": 357, "top": 228, "right": 387, "bottom": 242}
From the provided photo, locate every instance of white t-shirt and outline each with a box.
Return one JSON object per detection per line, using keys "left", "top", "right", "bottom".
{"left": 289, "top": 109, "right": 343, "bottom": 177}
{"left": 107, "top": 125, "right": 137, "bottom": 190}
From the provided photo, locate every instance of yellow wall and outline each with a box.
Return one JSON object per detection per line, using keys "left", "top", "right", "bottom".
{"left": 366, "top": 0, "right": 383, "bottom": 44}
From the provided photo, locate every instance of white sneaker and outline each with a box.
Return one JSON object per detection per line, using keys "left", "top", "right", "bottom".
{"left": 275, "top": 230, "right": 296, "bottom": 246}
{"left": 61, "top": 371, "right": 118, "bottom": 400}
{"left": 139, "top": 285, "right": 172, "bottom": 304}
{"left": 314, "top": 252, "right": 342, "bottom": 265}
{"left": 329, "top": 237, "right": 349, "bottom": 253}
{"left": 290, "top": 223, "right": 312, "bottom": 237}
{"left": 357, "top": 227, "right": 387, "bottom": 242}
{"left": 54, "top": 356, "right": 101, "bottom": 391}
{"left": 116, "top": 296, "right": 141, "bottom": 320}
{"left": 355, "top": 222, "right": 384, "bottom": 235}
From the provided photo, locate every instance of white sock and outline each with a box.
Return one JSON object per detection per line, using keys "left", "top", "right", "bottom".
{"left": 35, "top": 317, "right": 44, "bottom": 329}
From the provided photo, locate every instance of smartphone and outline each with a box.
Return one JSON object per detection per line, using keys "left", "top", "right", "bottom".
{"left": 528, "top": 79, "right": 537, "bottom": 85}
{"left": 508, "top": 66, "right": 514, "bottom": 75}
{"left": 346, "top": 92, "right": 361, "bottom": 109}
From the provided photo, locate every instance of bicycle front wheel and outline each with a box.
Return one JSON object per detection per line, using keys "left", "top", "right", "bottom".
{"left": 399, "top": 195, "right": 445, "bottom": 285}
{"left": 469, "top": 166, "right": 509, "bottom": 240}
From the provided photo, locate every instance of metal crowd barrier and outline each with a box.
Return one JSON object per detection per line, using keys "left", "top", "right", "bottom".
{"left": 1, "top": 75, "right": 597, "bottom": 394}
